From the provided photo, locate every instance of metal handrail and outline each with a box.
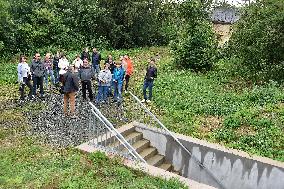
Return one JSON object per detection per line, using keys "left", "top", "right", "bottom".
{"left": 128, "top": 91, "right": 227, "bottom": 189}
{"left": 89, "top": 102, "right": 146, "bottom": 163}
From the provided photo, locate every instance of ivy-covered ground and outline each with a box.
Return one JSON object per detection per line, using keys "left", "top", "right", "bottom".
{"left": 113, "top": 46, "right": 284, "bottom": 162}
{"left": 0, "top": 59, "right": 186, "bottom": 188}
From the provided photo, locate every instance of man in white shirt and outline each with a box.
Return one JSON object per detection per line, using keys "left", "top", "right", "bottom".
{"left": 58, "top": 54, "right": 69, "bottom": 82}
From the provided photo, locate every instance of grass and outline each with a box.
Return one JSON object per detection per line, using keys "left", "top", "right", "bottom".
{"left": 0, "top": 58, "right": 187, "bottom": 188}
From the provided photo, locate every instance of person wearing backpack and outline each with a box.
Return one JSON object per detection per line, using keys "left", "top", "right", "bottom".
{"left": 79, "top": 58, "right": 95, "bottom": 101}
{"left": 30, "top": 53, "right": 45, "bottom": 98}
{"left": 96, "top": 63, "right": 112, "bottom": 103}
{"left": 142, "top": 58, "right": 157, "bottom": 103}
{"left": 17, "top": 55, "right": 32, "bottom": 100}
{"left": 62, "top": 66, "right": 79, "bottom": 117}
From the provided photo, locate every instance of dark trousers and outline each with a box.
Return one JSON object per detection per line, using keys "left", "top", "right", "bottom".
{"left": 81, "top": 80, "right": 93, "bottom": 100}
{"left": 125, "top": 74, "right": 130, "bottom": 91}
{"left": 143, "top": 80, "right": 154, "bottom": 100}
{"left": 32, "top": 76, "right": 44, "bottom": 96}
{"left": 53, "top": 68, "right": 60, "bottom": 84}
{"left": 20, "top": 77, "right": 32, "bottom": 99}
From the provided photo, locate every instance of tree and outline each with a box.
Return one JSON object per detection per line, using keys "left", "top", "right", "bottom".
{"left": 228, "top": 0, "right": 284, "bottom": 80}
{"left": 171, "top": 0, "right": 218, "bottom": 71}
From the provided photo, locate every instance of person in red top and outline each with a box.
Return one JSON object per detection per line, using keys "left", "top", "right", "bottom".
{"left": 123, "top": 55, "right": 133, "bottom": 93}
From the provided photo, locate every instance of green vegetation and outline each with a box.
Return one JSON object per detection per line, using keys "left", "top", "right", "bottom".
{"left": 127, "top": 47, "right": 284, "bottom": 162}
{"left": 171, "top": 0, "right": 218, "bottom": 71}
{"left": 0, "top": 0, "right": 177, "bottom": 54}
{"left": 228, "top": 0, "right": 284, "bottom": 82}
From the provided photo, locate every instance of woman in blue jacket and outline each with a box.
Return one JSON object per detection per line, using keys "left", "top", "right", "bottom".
{"left": 113, "top": 61, "right": 125, "bottom": 102}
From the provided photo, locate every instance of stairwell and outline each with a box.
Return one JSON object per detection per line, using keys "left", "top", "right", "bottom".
{"left": 109, "top": 130, "right": 180, "bottom": 174}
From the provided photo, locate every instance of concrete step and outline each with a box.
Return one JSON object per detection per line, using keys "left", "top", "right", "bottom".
{"left": 159, "top": 163, "right": 172, "bottom": 171}
{"left": 125, "top": 132, "right": 143, "bottom": 144}
{"left": 147, "top": 154, "right": 164, "bottom": 167}
{"left": 139, "top": 147, "right": 157, "bottom": 160}
{"left": 109, "top": 131, "right": 143, "bottom": 148}
{"left": 131, "top": 139, "right": 150, "bottom": 153}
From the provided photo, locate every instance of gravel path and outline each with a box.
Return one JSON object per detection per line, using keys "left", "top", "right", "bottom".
{"left": 27, "top": 92, "right": 94, "bottom": 148}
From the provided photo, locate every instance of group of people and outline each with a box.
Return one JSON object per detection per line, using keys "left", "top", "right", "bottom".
{"left": 17, "top": 47, "right": 158, "bottom": 117}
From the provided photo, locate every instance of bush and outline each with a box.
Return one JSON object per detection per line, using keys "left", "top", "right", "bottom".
{"left": 228, "top": 0, "right": 284, "bottom": 81}
{"left": 170, "top": 0, "right": 218, "bottom": 71}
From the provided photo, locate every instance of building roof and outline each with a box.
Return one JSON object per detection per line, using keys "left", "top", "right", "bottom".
{"left": 212, "top": 7, "right": 240, "bottom": 24}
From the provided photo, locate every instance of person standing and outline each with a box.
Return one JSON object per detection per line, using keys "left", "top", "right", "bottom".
{"left": 30, "top": 53, "right": 45, "bottom": 98}
{"left": 62, "top": 66, "right": 79, "bottom": 117}
{"left": 142, "top": 59, "right": 157, "bottom": 103}
{"left": 105, "top": 54, "right": 116, "bottom": 96}
{"left": 53, "top": 51, "right": 60, "bottom": 84}
{"left": 124, "top": 55, "right": 134, "bottom": 93}
{"left": 17, "top": 55, "right": 32, "bottom": 100}
{"left": 97, "top": 63, "right": 112, "bottom": 103}
{"left": 91, "top": 48, "right": 101, "bottom": 74}
{"left": 113, "top": 61, "right": 125, "bottom": 102}
{"left": 79, "top": 59, "right": 94, "bottom": 101}
{"left": 58, "top": 54, "right": 69, "bottom": 83}
{"left": 72, "top": 55, "right": 83, "bottom": 78}
{"left": 44, "top": 53, "right": 55, "bottom": 89}
{"left": 105, "top": 54, "right": 116, "bottom": 74}
{"left": 81, "top": 47, "right": 90, "bottom": 62}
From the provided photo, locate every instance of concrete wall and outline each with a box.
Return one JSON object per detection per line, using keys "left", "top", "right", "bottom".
{"left": 135, "top": 125, "right": 284, "bottom": 189}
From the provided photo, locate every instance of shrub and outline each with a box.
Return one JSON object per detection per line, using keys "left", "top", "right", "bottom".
{"left": 171, "top": 0, "right": 218, "bottom": 71}
{"left": 228, "top": 0, "right": 284, "bottom": 81}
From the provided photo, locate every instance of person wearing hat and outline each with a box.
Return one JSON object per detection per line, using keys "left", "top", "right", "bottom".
{"left": 62, "top": 66, "right": 79, "bottom": 117}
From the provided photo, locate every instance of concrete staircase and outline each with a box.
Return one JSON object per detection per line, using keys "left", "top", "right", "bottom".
{"left": 110, "top": 130, "right": 180, "bottom": 174}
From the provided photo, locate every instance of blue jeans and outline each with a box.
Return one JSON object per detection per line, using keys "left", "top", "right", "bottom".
{"left": 44, "top": 69, "right": 55, "bottom": 87}
{"left": 97, "top": 86, "right": 109, "bottom": 102}
{"left": 143, "top": 80, "right": 154, "bottom": 100}
{"left": 92, "top": 64, "right": 100, "bottom": 74}
{"left": 113, "top": 82, "right": 123, "bottom": 101}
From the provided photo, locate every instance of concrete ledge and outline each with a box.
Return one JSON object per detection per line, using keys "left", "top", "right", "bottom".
{"left": 77, "top": 137, "right": 217, "bottom": 189}
{"left": 133, "top": 123, "right": 284, "bottom": 189}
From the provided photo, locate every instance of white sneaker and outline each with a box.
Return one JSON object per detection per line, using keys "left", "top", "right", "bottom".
{"left": 146, "top": 100, "right": 151, "bottom": 103}
{"left": 141, "top": 99, "right": 146, "bottom": 103}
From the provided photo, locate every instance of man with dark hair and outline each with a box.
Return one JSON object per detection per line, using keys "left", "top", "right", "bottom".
{"left": 79, "top": 58, "right": 94, "bottom": 101}
{"left": 63, "top": 66, "right": 79, "bottom": 117}
{"left": 30, "top": 53, "right": 45, "bottom": 98}
{"left": 53, "top": 51, "right": 60, "bottom": 84}
{"left": 91, "top": 48, "right": 101, "bottom": 74}
{"left": 81, "top": 47, "right": 90, "bottom": 61}
{"left": 142, "top": 58, "right": 157, "bottom": 103}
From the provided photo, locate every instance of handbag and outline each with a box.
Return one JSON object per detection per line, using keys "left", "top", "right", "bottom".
{"left": 59, "top": 74, "right": 68, "bottom": 94}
